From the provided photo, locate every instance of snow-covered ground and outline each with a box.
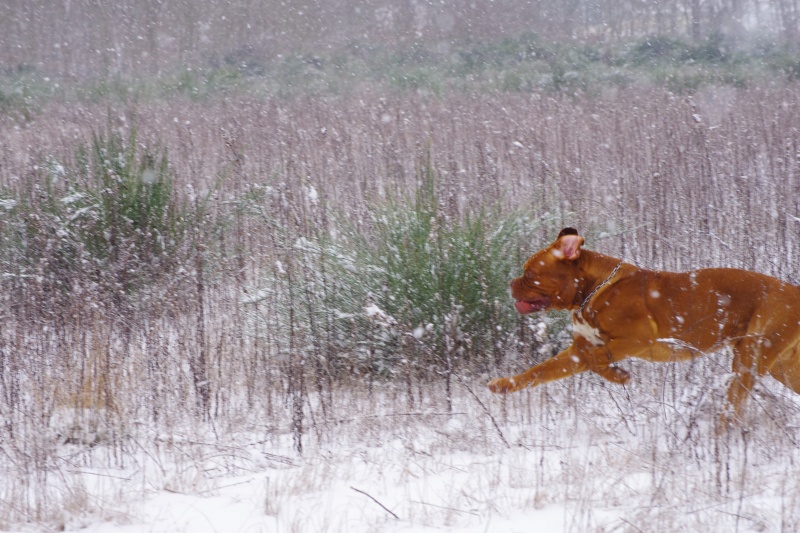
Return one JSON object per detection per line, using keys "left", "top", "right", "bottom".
{"left": 6, "top": 357, "right": 800, "bottom": 533}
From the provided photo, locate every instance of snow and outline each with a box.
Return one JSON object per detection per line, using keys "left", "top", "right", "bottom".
{"left": 365, "top": 303, "right": 397, "bottom": 326}
{"left": 141, "top": 169, "right": 157, "bottom": 185}
{"left": 7, "top": 368, "right": 800, "bottom": 533}
{"left": 69, "top": 443, "right": 569, "bottom": 533}
{"left": 0, "top": 198, "right": 17, "bottom": 210}
{"left": 305, "top": 185, "right": 319, "bottom": 206}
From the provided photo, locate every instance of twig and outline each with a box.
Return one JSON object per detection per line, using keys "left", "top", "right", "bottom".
{"left": 335, "top": 412, "right": 468, "bottom": 424}
{"left": 350, "top": 486, "right": 399, "bottom": 520}
{"left": 410, "top": 500, "right": 479, "bottom": 516}
{"left": 618, "top": 517, "right": 645, "bottom": 533}
{"left": 65, "top": 470, "right": 136, "bottom": 481}
{"left": 198, "top": 478, "right": 254, "bottom": 494}
{"left": 262, "top": 452, "right": 296, "bottom": 467}
{"left": 457, "top": 376, "right": 510, "bottom": 449}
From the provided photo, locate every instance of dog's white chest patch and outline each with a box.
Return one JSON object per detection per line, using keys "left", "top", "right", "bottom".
{"left": 572, "top": 314, "right": 605, "bottom": 346}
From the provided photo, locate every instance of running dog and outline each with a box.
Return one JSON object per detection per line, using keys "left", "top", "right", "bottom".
{"left": 488, "top": 228, "right": 800, "bottom": 425}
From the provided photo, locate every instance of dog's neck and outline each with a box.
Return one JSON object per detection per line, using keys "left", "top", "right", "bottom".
{"left": 574, "top": 251, "right": 625, "bottom": 311}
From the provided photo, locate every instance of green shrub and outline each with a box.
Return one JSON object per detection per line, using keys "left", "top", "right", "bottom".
{"left": 0, "top": 126, "right": 188, "bottom": 306}
{"left": 0, "top": 64, "right": 43, "bottom": 121}
{"left": 76, "top": 128, "right": 183, "bottom": 279}
{"left": 625, "top": 36, "right": 683, "bottom": 66}
{"left": 247, "top": 160, "right": 562, "bottom": 385}
{"left": 684, "top": 33, "right": 730, "bottom": 63}
{"left": 362, "top": 165, "right": 533, "bottom": 371}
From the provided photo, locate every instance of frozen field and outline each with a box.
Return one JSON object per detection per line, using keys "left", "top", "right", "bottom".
{"left": 8, "top": 360, "right": 800, "bottom": 533}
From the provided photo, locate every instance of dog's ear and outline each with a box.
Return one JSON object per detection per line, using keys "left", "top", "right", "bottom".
{"left": 554, "top": 229, "right": 584, "bottom": 261}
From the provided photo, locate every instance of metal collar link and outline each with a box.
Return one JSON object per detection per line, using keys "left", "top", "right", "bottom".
{"left": 578, "top": 261, "right": 623, "bottom": 316}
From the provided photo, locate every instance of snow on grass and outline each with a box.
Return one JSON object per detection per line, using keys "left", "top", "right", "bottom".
{"left": 4, "top": 362, "right": 800, "bottom": 532}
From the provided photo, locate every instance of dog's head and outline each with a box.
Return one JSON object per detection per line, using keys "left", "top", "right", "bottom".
{"left": 510, "top": 228, "right": 585, "bottom": 314}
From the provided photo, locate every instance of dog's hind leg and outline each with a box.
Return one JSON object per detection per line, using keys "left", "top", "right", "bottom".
{"left": 722, "top": 335, "right": 771, "bottom": 427}
{"left": 763, "top": 324, "right": 800, "bottom": 395}
{"left": 767, "top": 342, "right": 800, "bottom": 395}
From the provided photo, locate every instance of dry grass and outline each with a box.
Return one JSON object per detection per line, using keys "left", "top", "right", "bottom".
{"left": 1, "top": 85, "right": 799, "bottom": 528}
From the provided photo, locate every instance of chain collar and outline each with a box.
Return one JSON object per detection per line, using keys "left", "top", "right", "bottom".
{"left": 578, "top": 261, "right": 623, "bottom": 317}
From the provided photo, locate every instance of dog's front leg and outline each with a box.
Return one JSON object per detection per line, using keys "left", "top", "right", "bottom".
{"left": 488, "top": 346, "right": 589, "bottom": 393}
{"left": 488, "top": 341, "right": 632, "bottom": 393}
{"left": 591, "top": 364, "right": 631, "bottom": 385}
{"left": 581, "top": 343, "right": 631, "bottom": 385}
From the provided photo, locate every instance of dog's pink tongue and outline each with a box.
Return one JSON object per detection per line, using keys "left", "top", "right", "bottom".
{"left": 514, "top": 300, "right": 535, "bottom": 314}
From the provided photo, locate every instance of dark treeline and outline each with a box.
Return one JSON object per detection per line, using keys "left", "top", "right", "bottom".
{"left": 1, "top": 0, "right": 797, "bottom": 80}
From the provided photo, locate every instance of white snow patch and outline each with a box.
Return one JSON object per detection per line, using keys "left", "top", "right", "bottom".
{"left": 305, "top": 184, "right": 319, "bottom": 205}
{"left": 141, "top": 168, "right": 157, "bottom": 185}
{"left": 0, "top": 198, "right": 17, "bottom": 210}
{"left": 365, "top": 303, "right": 396, "bottom": 326}
{"left": 61, "top": 192, "right": 86, "bottom": 205}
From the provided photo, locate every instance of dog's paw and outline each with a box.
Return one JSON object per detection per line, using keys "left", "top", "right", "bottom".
{"left": 612, "top": 367, "right": 631, "bottom": 385}
{"left": 595, "top": 365, "right": 631, "bottom": 385}
{"left": 717, "top": 409, "right": 744, "bottom": 434}
{"left": 488, "top": 377, "right": 517, "bottom": 394}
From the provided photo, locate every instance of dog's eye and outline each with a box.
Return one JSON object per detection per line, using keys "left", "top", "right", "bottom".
{"left": 524, "top": 271, "right": 541, "bottom": 285}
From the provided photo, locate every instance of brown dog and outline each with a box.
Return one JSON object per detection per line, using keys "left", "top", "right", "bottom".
{"left": 488, "top": 228, "right": 800, "bottom": 425}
